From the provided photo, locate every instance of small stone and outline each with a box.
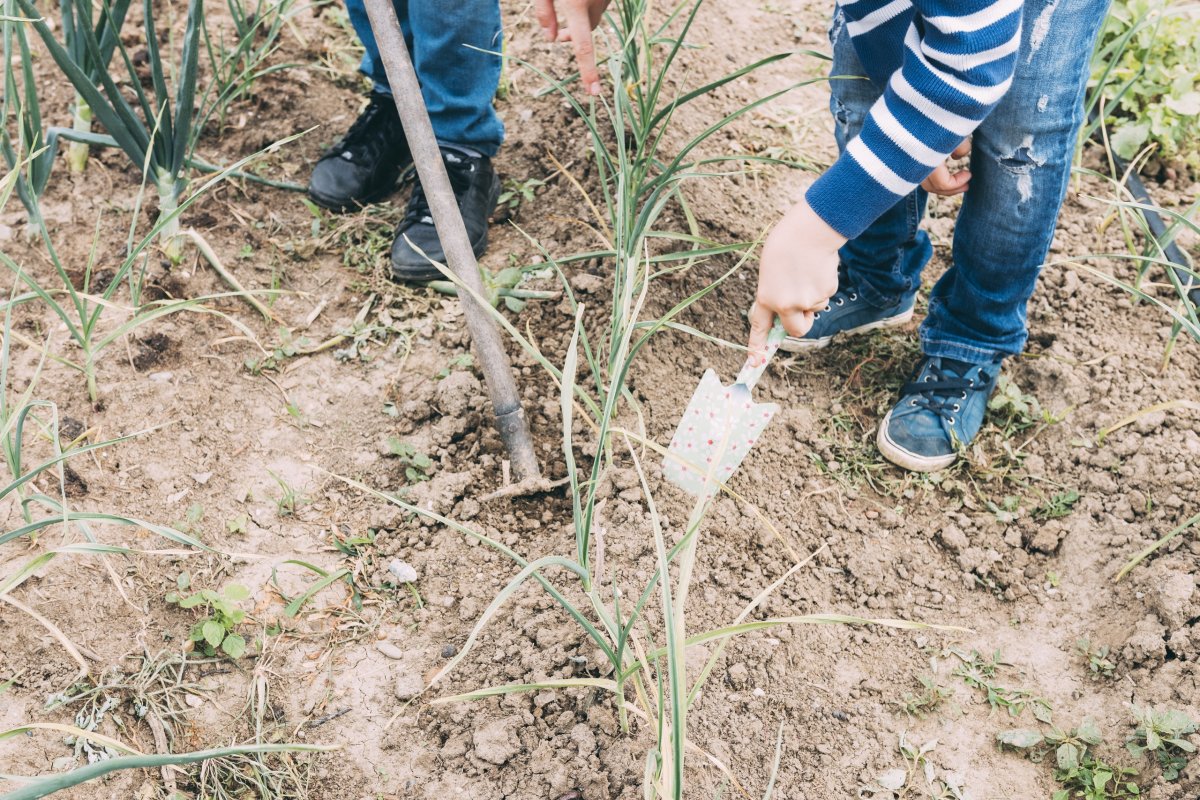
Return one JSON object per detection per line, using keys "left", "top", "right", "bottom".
{"left": 441, "top": 643, "right": 457, "bottom": 658}
{"left": 191, "top": 472, "right": 212, "bottom": 485}
{"left": 376, "top": 641, "right": 405, "bottom": 660}
{"left": 569, "top": 272, "right": 604, "bottom": 293}
{"left": 1149, "top": 571, "right": 1195, "bottom": 629}
{"left": 388, "top": 560, "right": 418, "bottom": 584}
{"left": 149, "top": 371, "right": 173, "bottom": 383}
{"left": 727, "top": 663, "right": 749, "bottom": 688}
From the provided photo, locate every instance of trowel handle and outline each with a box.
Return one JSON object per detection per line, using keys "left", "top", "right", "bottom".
{"left": 735, "top": 321, "right": 785, "bottom": 390}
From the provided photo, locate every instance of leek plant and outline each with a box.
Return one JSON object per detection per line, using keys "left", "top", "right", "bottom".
{"left": 196, "top": 0, "right": 301, "bottom": 138}
{"left": 58, "top": 0, "right": 133, "bottom": 172}
{"left": 0, "top": 0, "right": 57, "bottom": 230}
{"left": 336, "top": 3, "right": 956, "bottom": 797}
{"left": 17, "top": 0, "right": 202, "bottom": 261}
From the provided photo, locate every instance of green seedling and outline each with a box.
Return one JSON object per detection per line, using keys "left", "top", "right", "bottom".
{"left": 226, "top": 514, "right": 250, "bottom": 535}
{"left": 1077, "top": 638, "right": 1116, "bottom": 678}
{"left": 896, "top": 675, "right": 952, "bottom": 719}
{"left": 1034, "top": 489, "right": 1082, "bottom": 520}
{"left": 988, "top": 377, "right": 1060, "bottom": 438}
{"left": 496, "top": 176, "right": 548, "bottom": 217}
{"left": 862, "top": 733, "right": 967, "bottom": 799}
{"left": 166, "top": 576, "right": 250, "bottom": 659}
{"left": 267, "top": 470, "right": 305, "bottom": 517}
{"left": 1126, "top": 705, "right": 1197, "bottom": 781}
{"left": 436, "top": 353, "right": 474, "bottom": 380}
{"left": 951, "top": 649, "right": 1053, "bottom": 720}
{"left": 999, "top": 718, "right": 1140, "bottom": 800}
{"left": 385, "top": 438, "right": 434, "bottom": 483}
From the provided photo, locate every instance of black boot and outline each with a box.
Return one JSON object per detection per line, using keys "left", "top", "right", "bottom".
{"left": 390, "top": 147, "right": 500, "bottom": 283}
{"left": 308, "top": 91, "right": 411, "bottom": 212}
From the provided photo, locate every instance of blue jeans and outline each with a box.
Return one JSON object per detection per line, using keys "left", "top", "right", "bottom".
{"left": 828, "top": 0, "right": 1110, "bottom": 363}
{"left": 344, "top": 0, "right": 505, "bottom": 156}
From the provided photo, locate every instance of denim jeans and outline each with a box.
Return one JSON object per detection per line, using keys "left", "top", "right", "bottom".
{"left": 344, "top": 0, "right": 505, "bottom": 156}
{"left": 828, "top": 0, "right": 1110, "bottom": 363}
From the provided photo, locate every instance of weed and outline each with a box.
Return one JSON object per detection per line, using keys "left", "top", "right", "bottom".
{"left": 1126, "top": 705, "right": 1197, "bottom": 781}
{"left": 951, "top": 649, "right": 1053, "bottom": 720}
{"left": 436, "top": 353, "right": 474, "bottom": 380}
{"left": 166, "top": 575, "right": 251, "bottom": 659}
{"left": 385, "top": 438, "right": 434, "bottom": 483}
{"left": 895, "top": 675, "right": 952, "bottom": 719}
{"left": 988, "top": 377, "right": 1057, "bottom": 439}
{"left": 1034, "top": 489, "right": 1083, "bottom": 521}
{"left": 496, "top": 176, "right": 548, "bottom": 218}
{"left": 1077, "top": 638, "right": 1116, "bottom": 678}
{"left": 268, "top": 470, "right": 305, "bottom": 517}
{"left": 861, "top": 733, "right": 967, "bottom": 798}
{"left": 999, "top": 718, "right": 1141, "bottom": 800}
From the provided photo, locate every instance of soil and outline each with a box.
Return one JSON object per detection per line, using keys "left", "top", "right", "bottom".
{"left": 2, "top": 1, "right": 1198, "bottom": 800}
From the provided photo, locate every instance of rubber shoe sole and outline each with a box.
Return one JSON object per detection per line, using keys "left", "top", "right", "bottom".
{"left": 876, "top": 406, "right": 957, "bottom": 473}
{"left": 780, "top": 306, "right": 914, "bottom": 353}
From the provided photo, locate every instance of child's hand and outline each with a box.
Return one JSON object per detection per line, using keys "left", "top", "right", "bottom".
{"left": 748, "top": 198, "right": 847, "bottom": 362}
{"left": 535, "top": 0, "right": 612, "bottom": 95}
{"left": 922, "top": 138, "right": 972, "bottom": 196}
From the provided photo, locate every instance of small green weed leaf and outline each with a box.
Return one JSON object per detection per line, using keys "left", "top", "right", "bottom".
{"left": 222, "top": 633, "right": 246, "bottom": 658}
{"left": 1145, "top": 728, "right": 1161, "bottom": 751}
{"left": 1077, "top": 717, "right": 1103, "bottom": 745}
{"left": 876, "top": 769, "right": 906, "bottom": 790}
{"left": 1165, "top": 738, "right": 1194, "bottom": 752}
{"left": 178, "top": 592, "right": 205, "bottom": 609}
{"left": 202, "top": 620, "right": 224, "bottom": 648}
{"left": 998, "top": 729, "right": 1044, "bottom": 749}
{"left": 1057, "top": 742, "right": 1080, "bottom": 771}
{"left": 223, "top": 584, "right": 250, "bottom": 601}
{"left": 177, "top": 571, "right": 191, "bottom": 590}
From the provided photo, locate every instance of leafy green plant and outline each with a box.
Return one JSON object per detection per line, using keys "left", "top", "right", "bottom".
{"left": 1126, "top": 706, "right": 1197, "bottom": 781}
{"left": 385, "top": 438, "right": 434, "bottom": 483}
{"left": 862, "top": 734, "right": 967, "bottom": 799}
{"left": 1077, "top": 638, "right": 1116, "bottom": 678}
{"left": 58, "top": 0, "right": 133, "bottom": 172}
{"left": 166, "top": 575, "right": 251, "bottom": 659}
{"left": 496, "top": 175, "right": 548, "bottom": 217}
{"left": 1034, "top": 489, "right": 1082, "bottom": 521}
{"left": 197, "top": 0, "right": 301, "bottom": 137}
{"left": 951, "top": 649, "right": 1053, "bottom": 720}
{"left": 0, "top": 0, "right": 58, "bottom": 225}
{"left": 1088, "top": 0, "right": 1200, "bottom": 170}
{"left": 895, "top": 675, "right": 952, "bottom": 719}
{"left": 999, "top": 718, "right": 1141, "bottom": 800}
{"left": 988, "top": 377, "right": 1056, "bottom": 438}
{"left": 16, "top": 0, "right": 202, "bottom": 260}
{"left": 268, "top": 470, "right": 305, "bottom": 517}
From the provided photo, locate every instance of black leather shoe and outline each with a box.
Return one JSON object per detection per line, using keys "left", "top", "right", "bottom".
{"left": 308, "top": 91, "right": 411, "bottom": 211}
{"left": 390, "top": 147, "right": 500, "bottom": 283}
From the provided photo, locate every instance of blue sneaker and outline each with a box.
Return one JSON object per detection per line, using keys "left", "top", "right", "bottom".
{"left": 877, "top": 356, "right": 1002, "bottom": 472}
{"left": 780, "top": 274, "right": 915, "bottom": 352}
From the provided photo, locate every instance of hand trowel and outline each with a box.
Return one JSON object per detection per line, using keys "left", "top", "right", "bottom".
{"left": 664, "top": 322, "right": 785, "bottom": 497}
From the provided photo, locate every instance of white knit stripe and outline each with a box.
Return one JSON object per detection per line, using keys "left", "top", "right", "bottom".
{"left": 845, "top": 0, "right": 912, "bottom": 36}
{"left": 869, "top": 97, "right": 946, "bottom": 167}
{"left": 922, "top": 28, "right": 1021, "bottom": 71}
{"left": 847, "top": 137, "right": 918, "bottom": 196}
{"left": 891, "top": 71, "right": 979, "bottom": 137}
{"left": 925, "top": 0, "right": 1021, "bottom": 34}
{"left": 904, "top": 25, "right": 1014, "bottom": 105}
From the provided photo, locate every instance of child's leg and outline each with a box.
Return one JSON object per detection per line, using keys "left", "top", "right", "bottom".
{"left": 920, "top": 0, "right": 1112, "bottom": 363}
{"left": 827, "top": 10, "right": 932, "bottom": 309}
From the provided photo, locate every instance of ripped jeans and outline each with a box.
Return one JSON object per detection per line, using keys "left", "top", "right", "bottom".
{"left": 828, "top": 0, "right": 1110, "bottom": 363}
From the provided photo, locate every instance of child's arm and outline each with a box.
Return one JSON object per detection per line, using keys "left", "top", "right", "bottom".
{"left": 750, "top": 0, "right": 1022, "bottom": 355}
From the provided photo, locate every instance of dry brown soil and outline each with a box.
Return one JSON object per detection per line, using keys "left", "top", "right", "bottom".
{"left": 1, "top": 1, "right": 1198, "bottom": 799}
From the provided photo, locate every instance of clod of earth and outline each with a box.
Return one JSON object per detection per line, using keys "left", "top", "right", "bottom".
{"left": 472, "top": 717, "right": 521, "bottom": 765}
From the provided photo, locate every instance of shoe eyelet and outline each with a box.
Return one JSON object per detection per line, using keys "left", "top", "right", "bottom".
{"left": 960, "top": 391, "right": 967, "bottom": 400}
{"left": 947, "top": 416, "right": 956, "bottom": 425}
{"left": 848, "top": 293, "right": 858, "bottom": 301}
{"left": 835, "top": 298, "right": 844, "bottom": 306}
{"left": 952, "top": 403, "right": 960, "bottom": 412}
{"left": 813, "top": 313, "right": 821, "bottom": 320}
{"left": 823, "top": 305, "right": 831, "bottom": 312}
{"left": 909, "top": 399, "right": 917, "bottom": 406}
{"left": 966, "top": 380, "right": 974, "bottom": 387}
{"left": 924, "top": 375, "right": 932, "bottom": 382}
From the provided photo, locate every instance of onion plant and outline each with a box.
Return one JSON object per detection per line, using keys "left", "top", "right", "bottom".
{"left": 1, "top": 0, "right": 57, "bottom": 230}
{"left": 196, "top": 0, "right": 301, "bottom": 138}
{"left": 58, "top": 0, "right": 133, "bottom": 172}
{"left": 336, "top": 3, "right": 958, "bottom": 797}
{"left": 17, "top": 0, "right": 202, "bottom": 260}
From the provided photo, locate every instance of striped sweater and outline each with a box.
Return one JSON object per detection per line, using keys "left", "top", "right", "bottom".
{"left": 806, "top": 0, "right": 1024, "bottom": 239}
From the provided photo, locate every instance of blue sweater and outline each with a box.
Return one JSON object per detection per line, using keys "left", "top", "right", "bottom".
{"left": 806, "top": 0, "right": 1023, "bottom": 239}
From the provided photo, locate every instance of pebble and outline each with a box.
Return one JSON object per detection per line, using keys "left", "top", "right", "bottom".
{"left": 388, "top": 560, "right": 418, "bottom": 583}
{"left": 149, "top": 371, "right": 173, "bottom": 383}
{"left": 441, "top": 643, "right": 457, "bottom": 658}
{"left": 376, "top": 641, "right": 405, "bottom": 660}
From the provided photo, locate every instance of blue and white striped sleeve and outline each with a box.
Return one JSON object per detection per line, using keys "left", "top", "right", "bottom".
{"left": 806, "top": 0, "right": 1023, "bottom": 240}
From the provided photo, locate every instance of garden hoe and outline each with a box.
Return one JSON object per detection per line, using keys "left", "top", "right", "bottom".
{"left": 362, "top": 0, "right": 546, "bottom": 493}
{"left": 664, "top": 321, "right": 785, "bottom": 497}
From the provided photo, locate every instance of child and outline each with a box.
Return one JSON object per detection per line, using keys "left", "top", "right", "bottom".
{"left": 748, "top": 0, "right": 1110, "bottom": 471}
{"left": 307, "top": 0, "right": 505, "bottom": 283}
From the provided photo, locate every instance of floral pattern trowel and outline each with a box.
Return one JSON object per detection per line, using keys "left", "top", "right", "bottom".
{"left": 664, "top": 322, "right": 785, "bottom": 497}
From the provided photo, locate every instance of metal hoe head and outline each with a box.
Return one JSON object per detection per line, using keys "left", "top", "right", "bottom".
{"left": 664, "top": 324, "right": 784, "bottom": 497}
